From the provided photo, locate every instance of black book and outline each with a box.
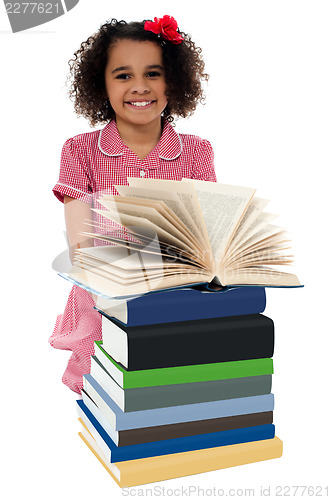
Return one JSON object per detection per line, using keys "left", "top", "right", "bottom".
{"left": 101, "top": 313, "right": 274, "bottom": 371}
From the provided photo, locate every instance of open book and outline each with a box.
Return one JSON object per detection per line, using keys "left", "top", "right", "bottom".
{"left": 68, "top": 178, "right": 301, "bottom": 297}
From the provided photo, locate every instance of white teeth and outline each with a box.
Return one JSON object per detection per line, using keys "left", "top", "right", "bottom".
{"left": 129, "top": 101, "right": 152, "bottom": 107}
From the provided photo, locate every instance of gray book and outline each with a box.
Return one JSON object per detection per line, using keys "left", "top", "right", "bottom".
{"left": 90, "top": 356, "right": 272, "bottom": 412}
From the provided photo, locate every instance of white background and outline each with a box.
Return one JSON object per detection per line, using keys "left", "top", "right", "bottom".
{"left": 1, "top": 1, "right": 331, "bottom": 498}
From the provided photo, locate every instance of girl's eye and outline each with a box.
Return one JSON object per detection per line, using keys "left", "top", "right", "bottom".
{"left": 114, "top": 71, "right": 162, "bottom": 80}
{"left": 147, "top": 71, "right": 161, "bottom": 78}
{"left": 115, "top": 73, "right": 130, "bottom": 80}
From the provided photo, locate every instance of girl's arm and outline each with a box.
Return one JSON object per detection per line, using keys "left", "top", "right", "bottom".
{"left": 64, "top": 195, "right": 94, "bottom": 264}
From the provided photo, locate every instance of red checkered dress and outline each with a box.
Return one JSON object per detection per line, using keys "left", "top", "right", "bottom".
{"left": 49, "top": 120, "right": 217, "bottom": 394}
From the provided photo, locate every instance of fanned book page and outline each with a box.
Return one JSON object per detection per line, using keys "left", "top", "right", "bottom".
{"left": 183, "top": 179, "right": 256, "bottom": 264}
{"left": 67, "top": 178, "right": 301, "bottom": 298}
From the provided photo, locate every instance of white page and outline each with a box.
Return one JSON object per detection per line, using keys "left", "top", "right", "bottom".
{"left": 96, "top": 199, "right": 196, "bottom": 252}
{"left": 127, "top": 178, "right": 211, "bottom": 254}
{"left": 227, "top": 198, "right": 269, "bottom": 250}
{"left": 93, "top": 209, "right": 193, "bottom": 254}
{"left": 231, "top": 224, "right": 286, "bottom": 256}
{"left": 225, "top": 212, "right": 278, "bottom": 264}
{"left": 115, "top": 185, "right": 202, "bottom": 244}
{"left": 103, "top": 194, "right": 198, "bottom": 247}
{"left": 183, "top": 180, "right": 256, "bottom": 263}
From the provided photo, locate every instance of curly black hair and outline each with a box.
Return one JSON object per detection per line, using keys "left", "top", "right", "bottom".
{"left": 67, "top": 18, "right": 209, "bottom": 127}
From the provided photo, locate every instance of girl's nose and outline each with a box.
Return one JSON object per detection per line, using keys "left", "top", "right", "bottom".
{"left": 130, "top": 77, "right": 150, "bottom": 94}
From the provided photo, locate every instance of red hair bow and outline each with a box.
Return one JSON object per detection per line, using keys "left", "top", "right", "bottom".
{"left": 144, "top": 15, "right": 183, "bottom": 44}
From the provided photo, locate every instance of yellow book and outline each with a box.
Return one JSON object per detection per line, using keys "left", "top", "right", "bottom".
{"left": 78, "top": 418, "right": 283, "bottom": 487}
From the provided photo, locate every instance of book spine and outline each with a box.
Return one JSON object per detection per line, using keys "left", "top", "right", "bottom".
{"left": 123, "top": 287, "right": 267, "bottom": 326}
{"left": 117, "top": 411, "right": 274, "bottom": 446}
{"left": 125, "top": 314, "right": 274, "bottom": 370}
{"left": 83, "top": 375, "right": 275, "bottom": 430}
{"left": 94, "top": 341, "right": 273, "bottom": 389}
{"left": 116, "top": 423, "right": 276, "bottom": 461}
{"left": 122, "top": 375, "right": 272, "bottom": 412}
{"left": 78, "top": 399, "right": 276, "bottom": 463}
{"left": 118, "top": 437, "right": 283, "bottom": 486}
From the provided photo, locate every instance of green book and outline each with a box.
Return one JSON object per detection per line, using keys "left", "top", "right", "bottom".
{"left": 93, "top": 341, "right": 273, "bottom": 389}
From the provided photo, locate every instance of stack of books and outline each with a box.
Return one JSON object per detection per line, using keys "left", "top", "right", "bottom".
{"left": 76, "top": 286, "right": 283, "bottom": 487}
{"left": 62, "top": 179, "right": 301, "bottom": 486}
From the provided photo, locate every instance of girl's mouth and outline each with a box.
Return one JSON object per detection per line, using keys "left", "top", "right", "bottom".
{"left": 126, "top": 100, "right": 155, "bottom": 108}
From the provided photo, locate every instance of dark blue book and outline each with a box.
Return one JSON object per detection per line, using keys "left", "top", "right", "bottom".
{"left": 77, "top": 399, "right": 275, "bottom": 463}
{"left": 95, "top": 285, "right": 266, "bottom": 326}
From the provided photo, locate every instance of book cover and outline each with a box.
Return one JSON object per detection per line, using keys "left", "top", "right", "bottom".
{"left": 79, "top": 423, "right": 283, "bottom": 487}
{"left": 101, "top": 312, "right": 274, "bottom": 370}
{"left": 83, "top": 373, "right": 275, "bottom": 431}
{"left": 91, "top": 355, "right": 272, "bottom": 412}
{"left": 82, "top": 388, "right": 273, "bottom": 446}
{"left": 95, "top": 285, "right": 266, "bottom": 326}
{"left": 94, "top": 341, "right": 273, "bottom": 389}
{"left": 76, "top": 399, "right": 276, "bottom": 463}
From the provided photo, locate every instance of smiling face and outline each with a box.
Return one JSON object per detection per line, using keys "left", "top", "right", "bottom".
{"left": 104, "top": 39, "right": 168, "bottom": 132}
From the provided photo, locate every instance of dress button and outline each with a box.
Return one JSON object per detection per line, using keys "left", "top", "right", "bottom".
{"left": 140, "top": 170, "right": 146, "bottom": 177}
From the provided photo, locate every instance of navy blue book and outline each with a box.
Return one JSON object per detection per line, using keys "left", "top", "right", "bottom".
{"left": 77, "top": 399, "right": 275, "bottom": 463}
{"left": 95, "top": 285, "right": 266, "bottom": 326}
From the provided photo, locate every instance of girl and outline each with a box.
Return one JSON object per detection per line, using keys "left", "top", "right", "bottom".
{"left": 50, "top": 15, "right": 217, "bottom": 394}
